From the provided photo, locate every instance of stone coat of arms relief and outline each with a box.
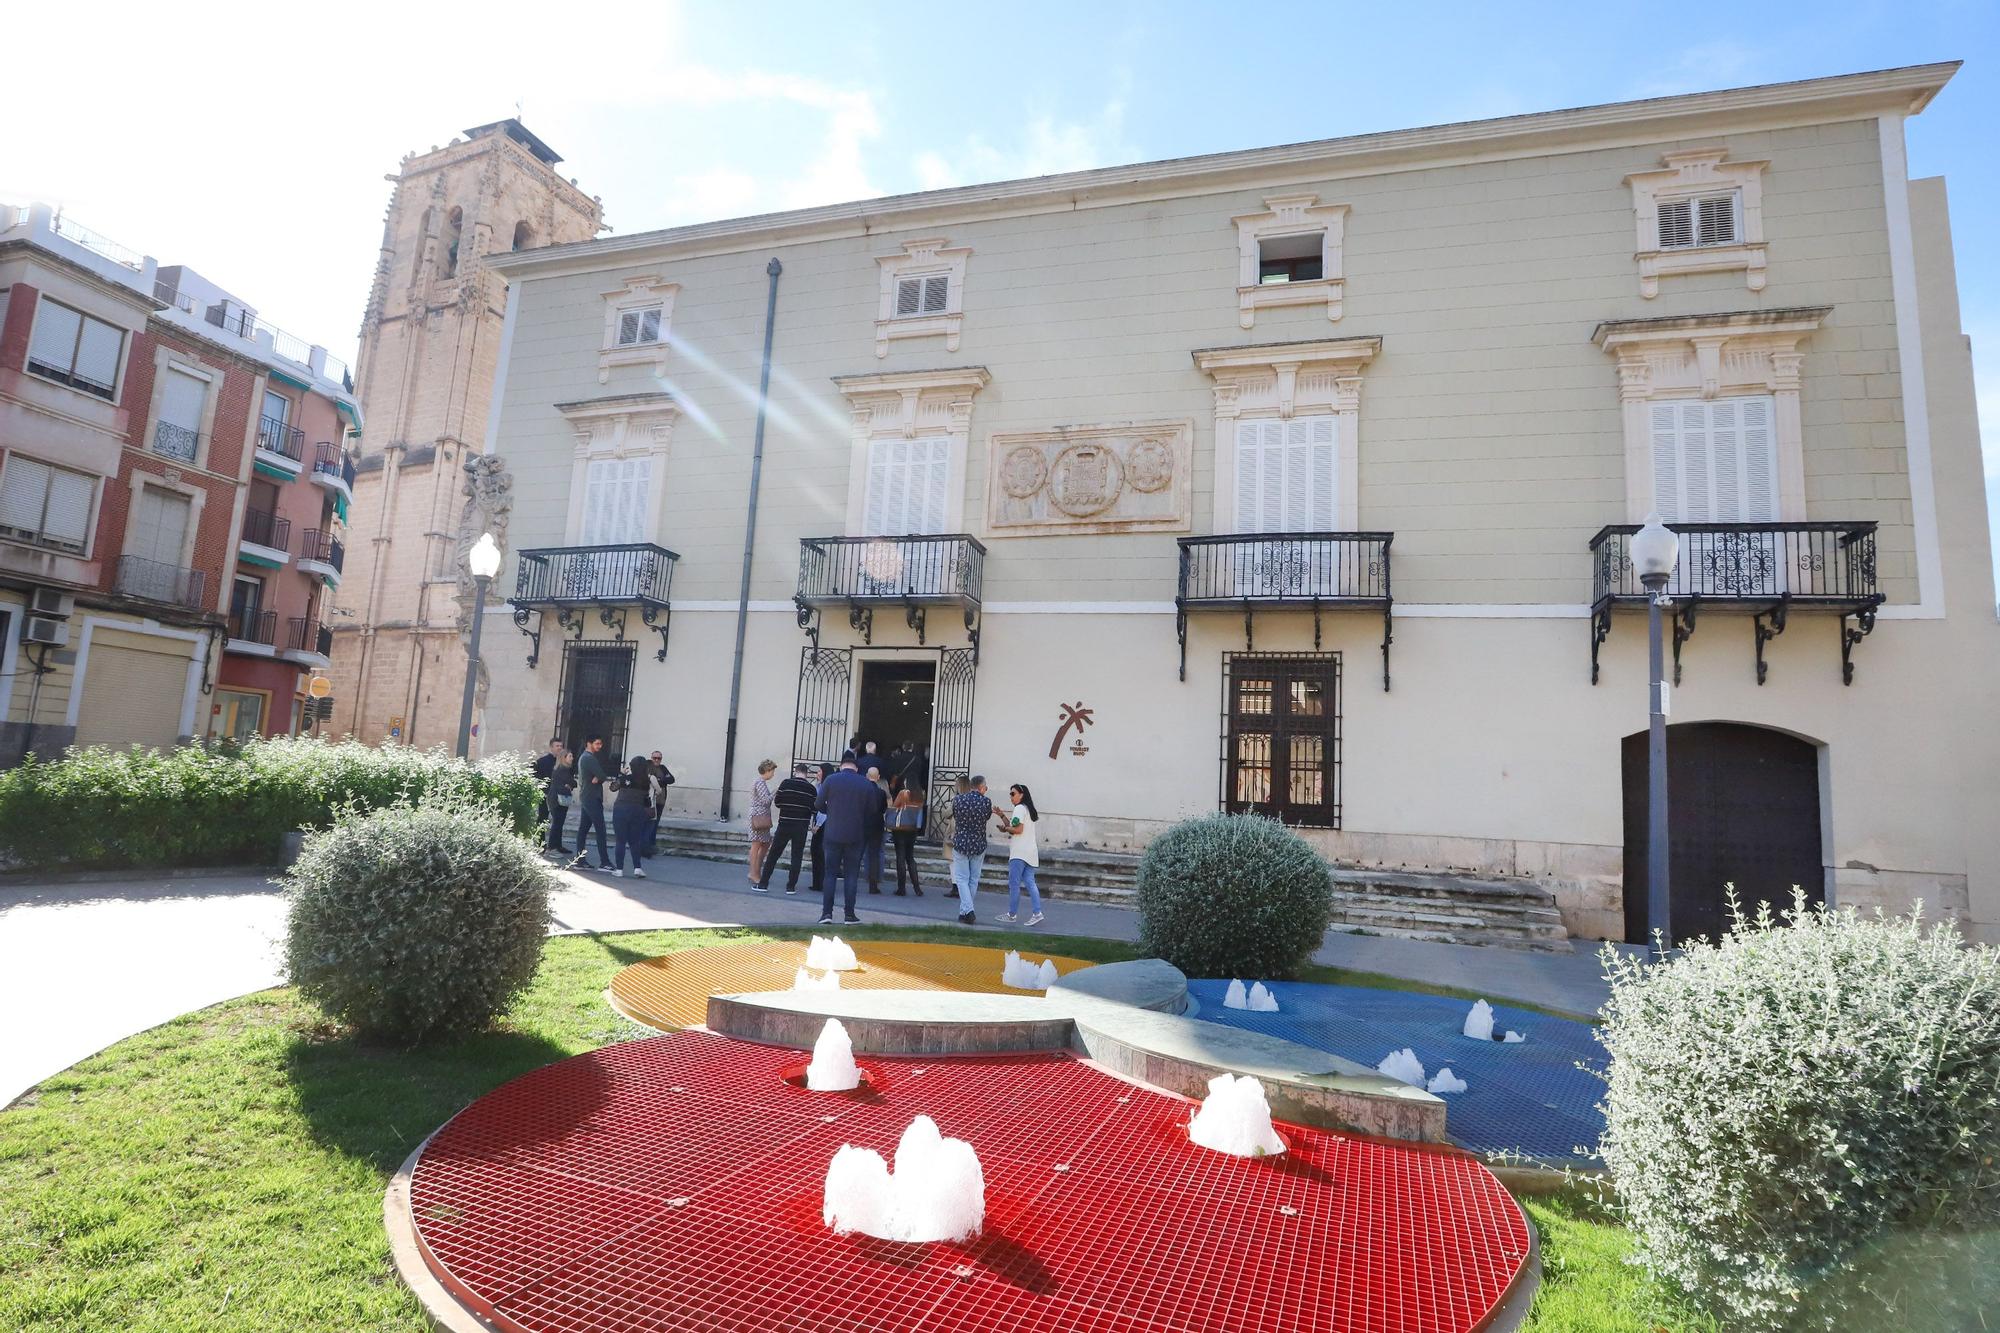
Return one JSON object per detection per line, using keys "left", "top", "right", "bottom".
{"left": 985, "top": 421, "right": 1193, "bottom": 537}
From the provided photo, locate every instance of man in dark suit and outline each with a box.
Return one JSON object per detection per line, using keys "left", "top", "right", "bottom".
{"left": 816, "top": 758, "right": 884, "bottom": 925}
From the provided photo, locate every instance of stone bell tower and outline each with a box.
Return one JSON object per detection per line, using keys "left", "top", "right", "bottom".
{"left": 328, "top": 120, "right": 603, "bottom": 747}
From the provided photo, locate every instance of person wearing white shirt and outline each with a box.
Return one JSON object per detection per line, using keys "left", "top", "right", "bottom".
{"left": 995, "top": 783, "right": 1044, "bottom": 927}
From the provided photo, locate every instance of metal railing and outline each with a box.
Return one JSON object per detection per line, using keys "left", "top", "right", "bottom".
{"left": 255, "top": 415, "right": 305, "bottom": 462}
{"left": 1589, "top": 522, "right": 1883, "bottom": 606}
{"left": 242, "top": 507, "right": 291, "bottom": 552}
{"left": 1176, "top": 532, "right": 1394, "bottom": 604}
{"left": 152, "top": 419, "right": 200, "bottom": 462}
{"left": 114, "top": 556, "right": 207, "bottom": 610}
{"left": 52, "top": 212, "right": 144, "bottom": 271}
{"left": 511, "top": 543, "right": 678, "bottom": 606}
{"left": 312, "top": 442, "right": 356, "bottom": 487}
{"left": 285, "top": 617, "right": 324, "bottom": 655}
{"left": 796, "top": 535, "right": 987, "bottom": 605}
{"left": 228, "top": 608, "right": 277, "bottom": 645}
{"left": 300, "top": 528, "right": 345, "bottom": 572}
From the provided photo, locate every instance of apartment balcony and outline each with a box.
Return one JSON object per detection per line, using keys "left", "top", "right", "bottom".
{"left": 226, "top": 608, "right": 278, "bottom": 656}
{"left": 309, "top": 443, "right": 355, "bottom": 504}
{"left": 283, "top": 616, "right": 331, "bottom": 668}
{"left": 297, "top": 528, "right": 344, "bottom": 586}
{"left": 112, "top": 555, "right": 208, "bottom": 613}
{"left": 1588, "top": 521, "right": 1886, "bottom": 686}
{"left": 239, "top": 507, "right": 292, "bottom": 567}
{"left": 151, "top": 419, "right": 200, "bottom": 463}
{"left": 1175, "top": 532, "right": 1395, "bottom": 688}
{"left": 253, "top": 415, "right": 306, "bottom": 478}
{"left": 507, "top": 543, "right": 680, "bottom": 668}
{"left": 794, "top": 534, "right": 986, "bottom": 650}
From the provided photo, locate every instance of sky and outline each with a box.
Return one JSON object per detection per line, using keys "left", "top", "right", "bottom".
{"left": 7, "top": 0, "right": 1997, "bottom": 585}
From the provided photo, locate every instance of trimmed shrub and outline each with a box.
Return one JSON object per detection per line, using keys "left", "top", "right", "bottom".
{"left": 1598, "top": 896, "right": 2000, "bottom": 1331}
{"left": 0, "top": 737, "right": 539, "bottom": 871}
{"left": 283, "top": 800, "right": 555, "bottom": 1044}
{"left": 1137, "top": 813, "right": 1333, "bottom": 979}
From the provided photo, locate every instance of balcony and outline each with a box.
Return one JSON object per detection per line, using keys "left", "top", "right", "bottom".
{"left": 508, "top": 543, "right": 680, "bottom": 668}
{"left": 283, "top": 617, "right": 331, "bottom": 667}
{"left": 298, "top": 528, "right": 345, "bottom": 586}
{"left": 794, "top": 534, "right": 986, "bottom": 650}
{"left": 113, "top": 555, "right": 208, "bottom": 612}
{"left": 227, "top": 608, "right": 278, "bottom": 654}
{"left": 309, "top": 443, "right": 356, "bottom": 503}
{"left": 1588, "top": 521, "right": 1886, "bottom": 686}
{"left": 152, "top": 419, "right": 200, "bottom": 463}
{"left": 253, "top": 415, "right": 305, "bottom": 477}
{"left": 1175, "top": 532, "right": 1395, "bottom": 688}
{"left": 239, "top": 507, "right": 292, "bottom": 566}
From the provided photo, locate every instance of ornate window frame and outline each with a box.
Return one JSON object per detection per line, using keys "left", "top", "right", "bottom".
{"left": 144, "top": 347, "right": 220, "bottom": 473}
{"left": 1592, "top": 306, "right": 1830, "bottom": 520}
{"left": 596, "top": 275, "right": 679, "bottom": 383}
{"left": 1191, "top": 336, "right": 1381, "bottom": 531}
{"left": 556, "top": 392, "right": 680, "bottom": 543}
{"left": 1625, "top": 148, "right": 1769, "bottom": 299}
{"left": 873, "top": 238, "right": 971, "bottom": 358}
{"left": 1231, "top": 194, "right": 1349, "bottom": 329}
{"left": 830, "top": 367, "right": 990, "bottom": 534}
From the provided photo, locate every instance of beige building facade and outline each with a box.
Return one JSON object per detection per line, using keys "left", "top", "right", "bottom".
{"left": 476, "top": 66, "right": 2000, "bottom": 945}
{"left": 327, "top": 121, "right": 602, "bottom": 746}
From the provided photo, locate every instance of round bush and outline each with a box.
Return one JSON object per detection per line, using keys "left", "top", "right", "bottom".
{"left": 283, "top": 800, "right": 556, "bottom": 1044}
{"left": 1137, "top": 813, "right": 1332, "bottom": 979}
{"left": 1599, "top": 897, "right": 2000, "bottom": 1331}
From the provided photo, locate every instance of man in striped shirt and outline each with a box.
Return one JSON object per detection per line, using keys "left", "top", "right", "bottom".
{"left": 754, "top": 762, "right": 821, "bottom": 895}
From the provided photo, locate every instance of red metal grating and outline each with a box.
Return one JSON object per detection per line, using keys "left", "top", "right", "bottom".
{"left": 409, "top": 1031, "right": 1531, "bottom": 1333}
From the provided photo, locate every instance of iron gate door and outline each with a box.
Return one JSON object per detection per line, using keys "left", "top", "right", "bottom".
{"left": 1622, "top": 722, "right": 1824, "bottom": 944}
{"left": 556, "top": 641, "right": 637, "bottom": 767}
{"left": 1222, "top": 654, "right": 1342, "bottom": 828}
{"left": 925, "top": 647, "right": 977, "bottom": 846}
{"left": 792, "top": 647, "right": 853, "bottom": 771}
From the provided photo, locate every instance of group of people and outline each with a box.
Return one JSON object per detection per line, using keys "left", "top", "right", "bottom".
{"left": 745, "top": 736, "right": 1043, "bottom": 929}
{"left": 535, "top": 737, "right": 675, "bottom": 878}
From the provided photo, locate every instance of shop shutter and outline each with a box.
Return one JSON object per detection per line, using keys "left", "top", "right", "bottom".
{"left": 75, "top": 635, "right": 191, "bottom": 750}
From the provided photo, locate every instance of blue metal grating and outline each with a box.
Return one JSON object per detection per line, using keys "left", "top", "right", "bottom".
{"left": 1186, "top": 980, "right": 1607, "bottom": 1164}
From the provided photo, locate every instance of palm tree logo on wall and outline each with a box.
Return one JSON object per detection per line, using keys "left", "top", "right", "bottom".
{"left": 1049, "top": 701, "right": 1095, "bottom": 759}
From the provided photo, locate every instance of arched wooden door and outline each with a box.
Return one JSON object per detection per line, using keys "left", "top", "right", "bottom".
{"left": 1621, "top": 722, "right": 1824, "bottom": 945}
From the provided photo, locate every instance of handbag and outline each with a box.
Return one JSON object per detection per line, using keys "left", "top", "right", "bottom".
{"left": 751, "top": 812, "right": 773, "bottom": 832}
{"left": 557, "top": 792, "right": 572, "bottom": 807}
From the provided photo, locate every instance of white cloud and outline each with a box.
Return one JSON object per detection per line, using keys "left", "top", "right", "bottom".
{"left": 911, "top": 100, "right": 1138, "bottom": 192}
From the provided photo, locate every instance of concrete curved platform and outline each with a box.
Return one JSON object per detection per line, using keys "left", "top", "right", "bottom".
{"left": 609, "top": 939, "right": 1098, "bottom": 1031}
{"left": 393, "top": 1029, "right": 1536, "bottom": 1333}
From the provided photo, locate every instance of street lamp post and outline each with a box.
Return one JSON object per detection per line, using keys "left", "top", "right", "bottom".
{"left": 456, "top": 533, "right": 502, "bottom": 760}
{"left": 1630, "top": 513, "right": 1681, "bottom": 952}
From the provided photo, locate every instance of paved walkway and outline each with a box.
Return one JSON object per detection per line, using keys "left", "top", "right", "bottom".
{"left": 0, "top": 852, "right": 1622, "bottom": 1107}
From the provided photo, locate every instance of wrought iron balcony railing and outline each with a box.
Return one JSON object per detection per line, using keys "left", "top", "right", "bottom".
{"left": 284, "top": 617, "right": 327, "bottom": 657}
{"left": 228, "top": 608, "right": 277, "bottom": 646}
{"left": 255, "top": 415, "right": 304, "bottom": 462}
{"left": 312, "top": 443, "right": 356, "bottom": 488}
{"left": 242, "top": 507, "right": 291, "bottom": 553}
{"left": 793, "top": 534, "right": 987, "bottom": 653}
{"left": 1587, "top": 521, "right": 1886, "bottom": 687}
{"left": 152, "top": 419, "right": 200, "bottom": 462}
{"left": 1174, "top": 532, "right": 1395, "bottom": 689}
{"left": 114, "top": 556, "right": 208, "bottom": 611}
{"left": 511, "top": 543, "right": 678, "bottom": 607}
{"left": 300, "top": 528, "right": 344, "bottom": 572}
{"left": 317, "top": 623, "right": 334, "bottom": 657}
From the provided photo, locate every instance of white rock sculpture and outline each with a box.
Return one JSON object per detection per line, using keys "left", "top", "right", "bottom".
{"left": 805, "top": 1018, "right": 862, "bottom": 1092}
{"left": 1427, "top": 1067, "right": 1468, "bottom": 1095}
{"left": 1187, "top": 1073, "right": 1287, "bottom": 1158}
{"left": 822, "top": 1115, "right": 985, "bottom": 1242}
{"left": 1377, "top": 1047, "right": 1427, "bottom": 1087}
{"left": 805, "top": 936, "right": 860, "bottom": 971}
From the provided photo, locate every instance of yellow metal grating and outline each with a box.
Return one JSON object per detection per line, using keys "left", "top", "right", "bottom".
{"left": 609, "top": 940, "right": 1097, "bottom": 1033}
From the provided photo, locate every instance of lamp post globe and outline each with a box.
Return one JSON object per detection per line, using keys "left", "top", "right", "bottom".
{"left": 456, "top": 533, "right": 501, "bottom": 759}
{"left": 1634, "top": 512, "right": 1679, "bottom": 954}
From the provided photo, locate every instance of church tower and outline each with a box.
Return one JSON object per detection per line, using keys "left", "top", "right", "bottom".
{"left": 328, "top": 121, "right": 603, "bottom": 747}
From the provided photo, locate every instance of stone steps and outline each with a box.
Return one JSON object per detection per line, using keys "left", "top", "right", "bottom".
{"left": 648, "top": 819, "right": 1569, "bottom": 950}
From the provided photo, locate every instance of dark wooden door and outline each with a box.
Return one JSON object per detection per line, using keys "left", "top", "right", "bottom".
{"left": 557, "top": 641, "right": 636, "bottom": 768}
{"left": 1623, "top": 722, "right": 1823, "bottom": 944}
{"left": 1224, "top": 654, "right": 1341, "bottom": 828}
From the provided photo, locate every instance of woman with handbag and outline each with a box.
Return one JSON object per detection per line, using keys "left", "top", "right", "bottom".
{"left": 544, "top": 747, "right": 577, "bottom": 854}
{"left": 887, "top": 789, "right": 925, "bottom": 897}
{"left": 747, "top": 759, "right": 777, "bottom": 884}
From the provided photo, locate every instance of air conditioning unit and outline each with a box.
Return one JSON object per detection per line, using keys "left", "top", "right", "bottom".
{"left": 29, "top": 588, "right": 74, "bottom": 618}
{"left": 24, "top": 616, "right": 69, "bottom": 646}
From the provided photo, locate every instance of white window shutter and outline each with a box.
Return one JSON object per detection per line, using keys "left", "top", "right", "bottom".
{"left": 43, "top": 468, "right": 95, "bottom": 548}
{"left": 865, "top": 439, "right": 893, "bottom": 534}
{"left": 0, "top": 458, "right": 51, "bottom": 533}
{"left": 584, "top": 459, "right": 617, "bottom": 542}
{"left": 921, "top": 275, "right": 949, "bottom": 314}
{"left": 29, "top": 301, "right": 81, "bottom": 373}
{"left": 1698, "top": 194, "right": 1737, "bottom": 246}
{"left": 1307, "top": 416, "right": 1337, "bottom": 529}
{"left": 1650, "top": 404, "right": 1682, "bottom": 520}
{"left": 895, "top": 279, "right": 922, "bottom": 317}
{"left": 918, "top": 437, "right": 950, "bottom": 533}
{"left": 1280, "top": 421, "right": 1311, "bottom": 530}
{"left": 1739, "top": 397, "right": 1777, "bottom": 521}
{"left": 1709, "top": 398, "right": 1741, "bottom": 521}
{"left": 1657, "top": 199, "right": 1693, "bottom": 250}
{"left": 1678, "top": 403, "right": 1713, "bottom": 521}
{"left": 1256, "top": 422, "right": 1284, "bottom": 532}
{"left": 617, "top": 311, "right": 641, "bottom": 346}
{"left": 161, "top": 370, "right": 206, "bottom": 432}
{"left": 74, "top": 317, "right": 121, "bottom": 392}
{"left": 620, "top": 458, "right": 652, "bottom": 542}
{"left": 1233, "top": 422, "right": 1262, "bottom": 532}
{"left": 639, "top": 308, "right": 662, "bottom": 343}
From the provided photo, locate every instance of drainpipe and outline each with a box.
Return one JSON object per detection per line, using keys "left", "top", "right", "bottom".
{"left": 718, "top": 257, "right": 782, "bottom": 820}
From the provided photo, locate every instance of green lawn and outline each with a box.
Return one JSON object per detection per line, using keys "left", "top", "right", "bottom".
{"left": 0, "top": 926, "right": 1695, "bottom": 1331}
